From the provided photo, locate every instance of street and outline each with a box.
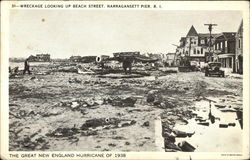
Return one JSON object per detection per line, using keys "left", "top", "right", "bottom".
{"left": 9, "top": 65, "right": 243, "bottom": 152}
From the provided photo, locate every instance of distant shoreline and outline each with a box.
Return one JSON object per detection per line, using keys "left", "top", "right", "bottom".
{"left": 9, "top": 59, "right": 68, "bottom": 63}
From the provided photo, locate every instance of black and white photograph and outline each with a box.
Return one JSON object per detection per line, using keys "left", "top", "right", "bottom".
{"left": 1, "top": 1, "right": 249, "bottom": 160}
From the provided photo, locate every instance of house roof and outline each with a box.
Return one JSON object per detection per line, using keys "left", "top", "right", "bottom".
{"left": 237, "top": 19, "right": 243, "bottom": 33}
{"left": 215, "top": 32, "right": 236, "bottom": 41}
{"left": 198, "top": 33, "right": 221, "bottom": 38}
{"left": 186, "top": 25, "right": 198, "bottom": 37}
{"left": 222, "top": 32, "right": 236, "bottom": 40}
{"left": 180, "top": 37, "right": 186, "bottom": 42}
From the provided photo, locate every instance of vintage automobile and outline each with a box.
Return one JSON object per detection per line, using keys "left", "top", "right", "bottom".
{"left": 205, "top": 62, "right": 225, "bottom": 77}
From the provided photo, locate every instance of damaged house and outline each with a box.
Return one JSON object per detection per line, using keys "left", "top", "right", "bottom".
{"left": 28, "top": 54, "right": 51, "bottom": 62}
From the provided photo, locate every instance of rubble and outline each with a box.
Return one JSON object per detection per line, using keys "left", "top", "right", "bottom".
{"left": 81, "top": 118, "right": 120, "bottom": 130}
{"left": 219, "top": 124, "right": 228, "bottom": 128}
{"left": 236, "top": 110, "right": 243, "bottom": 129}
{"left": 56, "top": 66, "right": 78, "bottom": 73}
{"left": 197, "top": 122, "right": 209, "bottom": 126}
{"left": 46, "top": 127, "right": 79, "bottom": 137}
{"left": 177, "top": 141, "right": 196, "bottom": 152}
{"left": 146, "top": 90, "right": 158, "bottom": 103}
{"left": 81, "top": 130, "right": 98, "bottom": 136}
{"left": 142, "top": 121, "right": 150, "bottom": 127}
{"left": 58, "top": 99, "right": 101, "bottom": 113}
{"left": 214, "top": 104, "right": 226, "bottom": 108}
{"left": 69, "top": 78, "right": 82, "bottom": 83}
{"left": 146, "top": 90, "right": 176, "bottom": 109}
{"left": 104, "top": 96, "right": 137, "bottom": 107}
{"left": 162, "top": 132, "right": 175, "bottom": 143}
{"left": 11, "top": 134, "right": 50, "bottom": 151}
{"left": 125, "top": 142, "right": 130, "bottom": 145}
{"left": 164, "top": 140, "right": 182, "bottom": 151}
{"left": 172, "top": 130, "right": 195, "bottom": 138}
{"left": 98, "top": 73, "right": 145, "bottom": 79}
{"left": 108, "top": 143, "right": 116, "bottom": 147}
{"left": 228, "top": 123, "right": 236, "bottom": 127}
{"left": 9, "top": 61, "right": 243, "bottom": 151}
{"left": 77, "top": 65, "right": 95, "bottom": 74}
{"left": 220, "top": 108, "right": 237, "bottom": 112}
{"left": 80, "top": 118, "right": 136, "bottom": 131}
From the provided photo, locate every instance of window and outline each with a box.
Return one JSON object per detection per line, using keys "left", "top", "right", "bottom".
{"left": 225, "top": 40, "right": 227, "bottom": 48}
{"left": 201, "top": 48, "right": 203, "bottom": 54}
{"left": 194, "top": 41, "right": 196, "bottom": 45}
{"left": 217, "top": 43, "right": 219, "bottom": 49}
{"left": 194, "top": 49, "right": 196, "bottom": 54}
{"left": 220, "top": 42, "right": 222, "bottom": 49}
{"left": 197, "top": 50, "right": 200, "bottom": 54}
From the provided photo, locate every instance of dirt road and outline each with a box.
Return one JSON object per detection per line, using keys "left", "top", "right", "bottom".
{"left": 9, "top": 67, "right": 242, "bottom": 151}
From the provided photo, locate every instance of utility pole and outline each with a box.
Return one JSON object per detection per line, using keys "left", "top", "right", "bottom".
{"left": 204, "top": 23, "right": 217, "bottom": 62}
{"left": 187, "top": 37, "right": 192, "bottom": 66}
{"left": 172, "top": 44, "right": 179, "bottom": 66}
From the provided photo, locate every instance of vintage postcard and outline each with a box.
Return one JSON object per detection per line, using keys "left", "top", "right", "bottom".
{"left": 1, "top": 0, "right": 249, "bottom": 160}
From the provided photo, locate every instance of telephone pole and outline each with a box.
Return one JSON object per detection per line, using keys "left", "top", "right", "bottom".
{"left": 204, "top": 23, "right": 217, "bottom": 62}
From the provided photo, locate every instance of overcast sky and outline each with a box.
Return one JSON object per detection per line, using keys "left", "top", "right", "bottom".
{"left": 10, "top": 10, "right": 242, "bottom": 58}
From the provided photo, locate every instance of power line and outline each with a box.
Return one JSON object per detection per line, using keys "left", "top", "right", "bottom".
{"left": 204, "top": 23, "right": 218, "bottom": 62}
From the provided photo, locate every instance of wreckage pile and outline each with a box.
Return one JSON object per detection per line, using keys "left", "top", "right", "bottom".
{"left": 160, "top": 108, "right": 196, "bottom": 152}
{"left": 9, "top": 61, "right": 243, "bottom": 151}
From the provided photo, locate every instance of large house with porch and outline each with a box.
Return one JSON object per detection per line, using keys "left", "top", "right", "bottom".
{"left": 176, "top": 25, "right": 219, "bottom": 68}
{"left": 235, "top": 20, "right": 243, "bottom": 74}
{"left": 213, "top": 32, "right": 236, "bottom": 73}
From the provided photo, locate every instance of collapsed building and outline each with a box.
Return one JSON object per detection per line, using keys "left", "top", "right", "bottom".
{"left": 69, "top": 56, "right": 97, "bottom": 63}
{"left": 28, "top": 54, "right": 51, "bottom": 62}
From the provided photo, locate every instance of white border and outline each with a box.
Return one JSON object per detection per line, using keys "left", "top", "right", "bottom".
{"left": 1, "top": 1, "right": 249, "bottom": 160}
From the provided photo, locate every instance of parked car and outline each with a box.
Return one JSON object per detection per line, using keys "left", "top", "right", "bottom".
{"left": 205, "top": 62, "right": 225, "bottom": 77}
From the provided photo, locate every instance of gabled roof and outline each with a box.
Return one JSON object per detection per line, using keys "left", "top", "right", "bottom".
{"left": 186, "top": 25, "right": 198, "bottom": 37}
{"left": 237, "top": 19, "right": 243, "bottom": 33}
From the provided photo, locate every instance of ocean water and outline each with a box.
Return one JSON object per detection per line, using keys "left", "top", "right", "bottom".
{"left": 9, "top": 61, "right": 51, "bottom": 70}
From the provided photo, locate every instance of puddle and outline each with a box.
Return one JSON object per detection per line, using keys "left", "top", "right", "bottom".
{"left": 173, "top": 100, "right": 242, "bottom": 152}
